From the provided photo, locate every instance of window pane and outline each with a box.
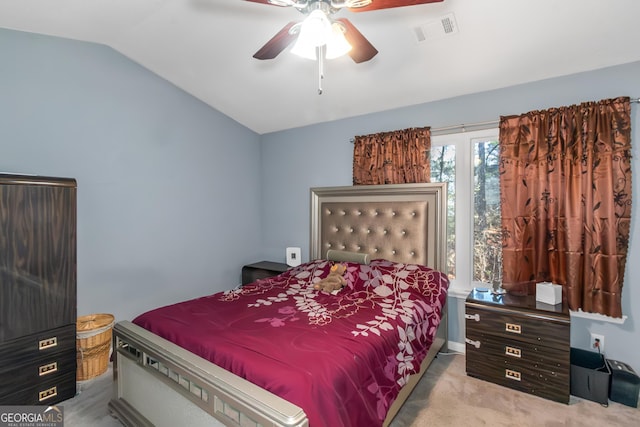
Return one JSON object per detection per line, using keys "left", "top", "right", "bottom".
{"left": 473, "top": 139, "right": 501, "bottom": 287}
{"left": 431, "top": 144, "right": 456, "bottom": 279}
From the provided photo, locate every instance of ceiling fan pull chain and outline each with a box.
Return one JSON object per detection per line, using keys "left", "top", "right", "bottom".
{"left": 317, "top": 45, "right": 324, "bottom": 95}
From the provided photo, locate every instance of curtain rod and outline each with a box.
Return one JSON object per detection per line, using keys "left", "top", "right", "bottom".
{"left": 435, "top": 98, "right": 639, "bottom": 132}
{"left": 350, "top": 97, "right": 639, "bottom": 142}
{"left": 349, "top": 120, "right": 499, "bottom": 142}
{"left": 430, "top": 120, "right": 499, "bottom": 135}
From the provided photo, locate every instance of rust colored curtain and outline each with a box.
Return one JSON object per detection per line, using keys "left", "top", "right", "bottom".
{"left": 353, "top": 127, "right": 431, "bottom": 185}
{"left": 499, "top": 97, "right": 632, "bottom": 317}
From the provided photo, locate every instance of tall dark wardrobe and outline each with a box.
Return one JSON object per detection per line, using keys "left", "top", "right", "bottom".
{"left": 0, "top": 174, "right": 77, "bottom": 405}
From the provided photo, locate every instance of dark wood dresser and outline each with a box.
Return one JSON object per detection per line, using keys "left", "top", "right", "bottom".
{"left": 465, "top": 289, "right": 570, "bottom": 404}
{"left": 0, "top": 174, "right": 77, "bottom": 405}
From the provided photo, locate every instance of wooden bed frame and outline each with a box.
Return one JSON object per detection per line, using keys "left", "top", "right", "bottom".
{"left": 108, "top": 183, "right": 448, "bottom": 427}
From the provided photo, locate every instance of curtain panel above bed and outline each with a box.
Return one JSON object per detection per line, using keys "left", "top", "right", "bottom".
{"left": 353, "top": 127, "right": 431, "bottom": 185}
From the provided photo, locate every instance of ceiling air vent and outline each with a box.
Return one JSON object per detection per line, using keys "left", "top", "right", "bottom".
{"left": 413, "top": 12, "right": 459, "bottom": 43}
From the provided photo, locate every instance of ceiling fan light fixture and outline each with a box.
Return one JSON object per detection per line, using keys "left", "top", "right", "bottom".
{"left": 325, "top": 22, "right": 352, "bottom": 59}
{"left": 290, "top": 9, "right": 330, "bottom": 59}
{"left": 290, "top": 9, "right": 352, "bottom": 60}
{"left": 290, "top": 37, "right": 318, "bottom": 60}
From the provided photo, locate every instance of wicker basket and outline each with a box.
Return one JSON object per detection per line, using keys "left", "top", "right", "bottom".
{"left": 76, "top": 313, "right": 115, "bottom": 381}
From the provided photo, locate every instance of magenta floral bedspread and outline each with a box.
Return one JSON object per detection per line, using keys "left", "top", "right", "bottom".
{"left": 133, "top": 259, "right": 449, "bottom": 427}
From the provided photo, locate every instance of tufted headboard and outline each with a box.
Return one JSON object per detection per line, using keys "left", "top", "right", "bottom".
{"left": 310, "top": 183, "right": 447, "bottom": 271}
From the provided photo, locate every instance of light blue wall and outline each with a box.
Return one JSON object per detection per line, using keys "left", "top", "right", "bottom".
{"left": 2, "top": 27, "right": 638, "bottom": 373}
{"left": 260, "top": 62, "right": 640, "bottom": 371}
{"left": 0, "top": 29, "right": 263, "bottom": 322}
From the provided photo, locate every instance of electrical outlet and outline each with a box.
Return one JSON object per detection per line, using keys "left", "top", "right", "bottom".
{"left": 285, "top": 247, "right": 301, "bottom": 267}
{"left": 590, "top": 333, "right": 605, "bottom": 353}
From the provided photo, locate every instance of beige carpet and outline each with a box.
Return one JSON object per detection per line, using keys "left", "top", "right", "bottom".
{"left": 390, "top": 353, "right": 638, "bottom": 427}
{"left": 63, "top": 353, "right": 638, "bottom": 426}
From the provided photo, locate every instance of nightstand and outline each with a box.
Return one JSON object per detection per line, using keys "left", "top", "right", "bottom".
{"left": 465, "top": 289, "right": 571, "bottom": 403}
{"left": 241, "top": 261, "right": 289, "bottom": 285}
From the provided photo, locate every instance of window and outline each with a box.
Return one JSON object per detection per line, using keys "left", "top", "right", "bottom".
{"left": 473, "top": 138, "right": 501, "bottom": 287}
{"left": 430, "top": 129, "right": 501, "bottom": 293}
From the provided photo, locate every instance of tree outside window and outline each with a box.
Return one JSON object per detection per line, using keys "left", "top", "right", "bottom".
{"left": 473, "top": 140, "right": 501, "bottom": 288}
{"left": 430, "top": 130, "right": 501, "bottom": 292}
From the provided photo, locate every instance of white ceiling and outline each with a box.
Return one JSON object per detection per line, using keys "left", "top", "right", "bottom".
{"left": 1, "top": 0, "right": 640, "bottom": 134}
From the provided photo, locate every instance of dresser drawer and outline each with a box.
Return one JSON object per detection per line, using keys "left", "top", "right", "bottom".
{"left": 466, "top": 304, "right": 570, "bottom": 349}
{"left": 0, "top": 324, "right": 75, "bottom": 365}
{"left": 0, "top": 323, "right": 76, "bottom": 405}
{"left": 466, "top": 330, "right": 570, "bottom": 372}
{"left": 0, "top": 349, "right": 76, "bottom": 398}
{"left": 0, "top": 370, "right": 76, "bottom": 405}
{"left": 467, "top": 354, "right": 570, "bottom": 404}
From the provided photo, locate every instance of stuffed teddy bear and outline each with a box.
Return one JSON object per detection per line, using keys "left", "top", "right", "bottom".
{"left": 314, "top": 263, "right": 347, "bottom": 293}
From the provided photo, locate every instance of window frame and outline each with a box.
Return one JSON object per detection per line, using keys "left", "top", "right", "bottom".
{"left": 431, "top": 128, "right": 500, "bottom": 295}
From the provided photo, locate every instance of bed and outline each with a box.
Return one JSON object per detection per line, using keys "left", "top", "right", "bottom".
{"left": 108, "top": 183, "right": 449, "bottom": 427}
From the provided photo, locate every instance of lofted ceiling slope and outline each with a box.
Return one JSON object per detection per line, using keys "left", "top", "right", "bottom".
{"left": 1, "top": 0, "right": 640, "bottom": 134}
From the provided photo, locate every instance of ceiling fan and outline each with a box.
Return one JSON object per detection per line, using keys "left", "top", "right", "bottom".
{"left": 246, "top": 0, "right": 444, "bottom": 63}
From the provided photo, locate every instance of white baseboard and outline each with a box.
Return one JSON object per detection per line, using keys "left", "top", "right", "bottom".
{"left": 446, "top": 340, "right": 465, "bottom": 354}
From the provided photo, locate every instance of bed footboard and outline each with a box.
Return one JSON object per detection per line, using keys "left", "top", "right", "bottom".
{"left": 109, "top": 310, "right": 447, "bottom": 427}
{"left": 108, "top": 320, "right": 309, "bottom": 427}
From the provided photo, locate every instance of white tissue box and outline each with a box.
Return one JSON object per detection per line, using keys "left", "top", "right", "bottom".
{"left": 536, "top": 282, "right": 562, "bottom": 305}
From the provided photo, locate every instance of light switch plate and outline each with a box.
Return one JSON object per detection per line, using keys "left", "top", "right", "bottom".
{"left": 286, "top": 247, "right": 301, "bottom": 267}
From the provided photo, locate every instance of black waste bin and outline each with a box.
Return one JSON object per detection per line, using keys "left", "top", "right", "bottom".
{"left": 607, "top": 359, "right": 640, "bottom": 408}
{"left": 570, "top": 347, "right": 611, "bottom": 406}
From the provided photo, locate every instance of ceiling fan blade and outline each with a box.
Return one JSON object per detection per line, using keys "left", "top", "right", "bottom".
{"left": 253, "top": 22, "right": 298, "bottom": 60}
{"left": 349, "top": 0, "right": 443, "bottom": 12}
{"left": 244, "top": 0, "right": 284, "bottom": 6}
{"left": 336, "top": 18, "right": 378, "bottom": 63}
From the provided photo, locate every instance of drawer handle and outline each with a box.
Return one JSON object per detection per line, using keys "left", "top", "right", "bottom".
{"left": 465, "top": 313, "right": 480, "bottom": 322}
{"left": 465, "top": 338, "right": 481, "bottom": 349}
{"left": 505, "top": 369, "right": 521, "bottom": 381}
{"left": 505, "top": 346, "right": 522, "bottom": 358}
{"left": 39, "top": 362, "right": 58, "bottom": 376}
{"left": 39, "top": 336, "right": 58, "bottom": 350}
{"left": 39, "top": 386, "right": 57, "bottom": 402}
{"left": 505, "top": 323, "right": 521, "bottom": 334}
